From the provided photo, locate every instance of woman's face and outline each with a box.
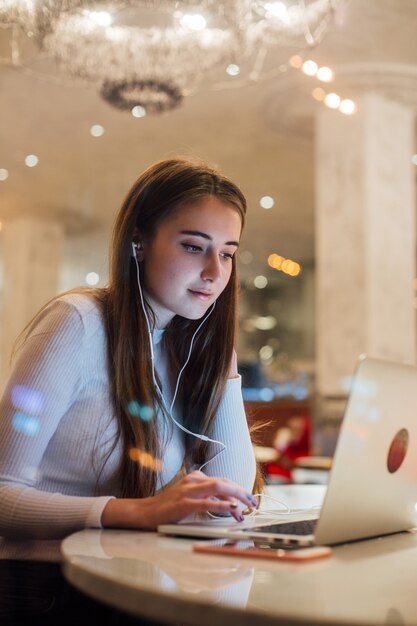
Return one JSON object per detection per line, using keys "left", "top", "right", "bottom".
{"left": 140, "top": 196, "right": 242, "bottom": 328}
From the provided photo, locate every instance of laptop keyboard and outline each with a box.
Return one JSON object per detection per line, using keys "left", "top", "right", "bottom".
{"left": 243, "top": 518, "right": 318, "bottom": 536}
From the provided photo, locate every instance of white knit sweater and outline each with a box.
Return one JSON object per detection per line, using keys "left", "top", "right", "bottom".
{"left": 0, "top": 293, "right": 255, "bottom": 539}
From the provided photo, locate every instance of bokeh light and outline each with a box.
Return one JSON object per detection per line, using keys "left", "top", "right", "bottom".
{"left": 90, "top": 124, "right": 105, "bottom": 137}
{"left": 254, "top": 275, "right": 268, "bottom": 289}
{"left": 129, "top": 448, "right": 162, "bottom": 472}
{"left": 316, "top": 66, "right": 334, "bottom": 82}
{"left": 25, "top": 154, "right": 39, "bottom": 167}
{"left": 85, "top": 272, "right": 100, "bottom": 286}
{"left": 289, "top": 54, "right": 303, "bottom": 69}
{"left": 128, "top": 400, "right": 154, "bottom": 421}
{"left": 260, "top": 195, "right": 275, "bottom": 209}
{"left": 226, "top": 63, "right": 240, "bottom": 76}
{"left": 302, "top": 60, "right": 318, "bottom": 76}
{"left": 324, "top": 92, "right": 341, "bottom": 109}
{"left": 12, "top": 412, "right": 40, "bottom": 436}
{"left": 12, "top": 385, "right": 44, "bottom": 414}
{"left": 339, "top": 98, "right": 357, "bottom": 115}
{"left": 268, "top": 253, "right": 301, "bottom": 276}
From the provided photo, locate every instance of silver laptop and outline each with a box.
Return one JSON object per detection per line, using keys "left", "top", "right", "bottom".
{"left": 159, "top": 356, "right": 417, "bottom": 546}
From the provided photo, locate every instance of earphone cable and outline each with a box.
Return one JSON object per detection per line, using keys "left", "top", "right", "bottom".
{"left": 207, "top": 493, "right": 322, "bottom": 520}
{"left": 132, "top": 247, "right": 226, "bottom": 464}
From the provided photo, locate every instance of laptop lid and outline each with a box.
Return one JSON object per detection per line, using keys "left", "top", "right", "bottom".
{"left": 314, "top": 355, "right": 417, "bottom": 544}
{"left": 158, "top": 356, "right": 417, "bottom": 546}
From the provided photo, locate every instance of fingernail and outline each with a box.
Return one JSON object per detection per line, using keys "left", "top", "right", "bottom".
{"left": 239, "top": 514, "right": 245, "bottom": 522}
{"left": 248, "top": 494, "right": 258, "bottom": 506}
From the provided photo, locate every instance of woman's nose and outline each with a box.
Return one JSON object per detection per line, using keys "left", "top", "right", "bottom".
{"left": 201, "top": 253, "right": 221, "bottom": 282}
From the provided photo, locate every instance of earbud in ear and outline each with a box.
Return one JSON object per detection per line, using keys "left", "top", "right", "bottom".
{"left": 131, "top": 241, "right": 144, "bottom": 260}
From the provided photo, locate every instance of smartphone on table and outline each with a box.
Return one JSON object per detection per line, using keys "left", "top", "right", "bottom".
{"left": 192, "top": 540, "right": 331, "bottom": 562}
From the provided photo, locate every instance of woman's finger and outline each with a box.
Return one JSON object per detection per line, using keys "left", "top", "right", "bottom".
{"left": 180, "top": 497, "right": 246, "bottom": 522}
{"left": 180, "top": 476, "right": 257, "bottom": 509}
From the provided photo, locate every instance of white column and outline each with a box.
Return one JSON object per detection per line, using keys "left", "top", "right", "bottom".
{"left": 0, "top": 217, "right": 64, "bottom": 388}
{"left": 315, "top": 92, "right": 415, "bottom": 398}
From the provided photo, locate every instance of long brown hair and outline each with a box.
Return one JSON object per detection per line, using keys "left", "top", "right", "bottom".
{"left": 98, "top": 157, "right": 247, "bottom": 497}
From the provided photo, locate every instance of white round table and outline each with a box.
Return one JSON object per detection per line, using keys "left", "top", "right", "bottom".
{"left": 61, "top": 485, "right": 417, "bottom": 626}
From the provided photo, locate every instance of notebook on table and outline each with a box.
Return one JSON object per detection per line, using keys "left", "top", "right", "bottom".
{"left": 158, "top": 355, "right": 417, "bottom": 547}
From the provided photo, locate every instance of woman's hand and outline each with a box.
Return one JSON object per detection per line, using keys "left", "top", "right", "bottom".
{"left": 101, "top": 471, "right": 257, "bottom": 530}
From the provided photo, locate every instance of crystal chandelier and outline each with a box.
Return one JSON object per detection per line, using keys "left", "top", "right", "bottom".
{"left": 0, "top": 0, "right": 342, "bottom": 114}
{"left": 43, "top": 2, "right": 248, "bottom": 113}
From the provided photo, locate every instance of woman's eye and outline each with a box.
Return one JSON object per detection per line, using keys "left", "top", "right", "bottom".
{"left": 221, "top": 252, "right": 234, "bottom": 260}
{"left": 182, "top": 243, "right": 202, "bottom": 253}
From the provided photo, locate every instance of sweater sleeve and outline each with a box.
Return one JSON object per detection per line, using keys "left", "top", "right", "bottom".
{"left": 0, "top": 299, "right": 113, "bottom": 540}
{"left": 202, "top": 376, "right": 256, "bottom": 494}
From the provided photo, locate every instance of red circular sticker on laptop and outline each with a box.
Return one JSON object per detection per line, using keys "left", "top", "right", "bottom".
{"left": 387, "top": 428, "right": 409, "bottom": 473}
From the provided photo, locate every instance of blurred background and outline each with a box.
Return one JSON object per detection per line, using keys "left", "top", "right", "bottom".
{"left": 1, "top": 0, "right": 416, "bottom": 482}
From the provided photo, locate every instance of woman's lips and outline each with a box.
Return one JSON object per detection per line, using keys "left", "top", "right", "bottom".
{"left": 188, "top": 289, "right": 213, "bottom": 301}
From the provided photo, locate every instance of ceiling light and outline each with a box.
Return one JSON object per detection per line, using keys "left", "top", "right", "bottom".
{"left": 302, "top": 60, "right": 318, "bottom": 76}
{"left": 316, "top": 66, "right": 333, "bottom": 82}
{"left": 41, "top": 5, "right": 238, "bottom": 115}
{"left": 264, "top": 2, "right": 287, "bottom": 18}
{"left": 339, "top": 98, "right": 357, "bottom": 115}
{"left": 3, "top": 1, "right": 339, "bottom": 115}
{"left": 90, "top": 124, "right": 105, "bottom": 137}
{"left": 24, "top": 154, "right": 39, "bottom": 167}
{"left": 0, "top": 168, "right": 9, "bottom": 181}
{"left": 180, "top": 13, "right": 207, "bottom": 31}
{"left": 85, "top": 10, "right": 112, "bottom": 27}
{"left": 324, "top": 92, "right": 341, "bottom": 109}
{"left": 260, "top": 195, "right": 274, "bottom": 209}
{"left": 226, "top": 64, "right": 240, "bottom": 76}
{"left": 131, "top": 105, "right": 146, "bottom": 118}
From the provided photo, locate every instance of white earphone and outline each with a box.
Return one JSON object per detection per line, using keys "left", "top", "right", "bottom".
{"left": 131, "top": 242, "right": 226, "bottom": 471}
{"left": 131, "top": 242, "right": 143, "bottom": 260}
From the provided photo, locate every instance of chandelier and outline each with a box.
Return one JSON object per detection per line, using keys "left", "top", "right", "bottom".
{"left": 43, "top": 2, "right": 246, "bottom": 113}
{"left": 0, "top": 0, "right": 342, "bottom": 114}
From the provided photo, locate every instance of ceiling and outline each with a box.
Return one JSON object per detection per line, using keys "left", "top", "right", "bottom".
{"left": 1, "top": 0, "right": 417, "bottom": 283}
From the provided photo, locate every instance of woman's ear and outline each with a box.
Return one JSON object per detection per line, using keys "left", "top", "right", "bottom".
{"left": 132, "top": 228, "right": 145, "bottom": 261}
{"left": 136, "top": 244, "right": 144, "bottom": 262}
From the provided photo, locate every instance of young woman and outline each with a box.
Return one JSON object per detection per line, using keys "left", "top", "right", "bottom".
{"left": 0, "top": 157, "right": 257, "bottom": 540}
